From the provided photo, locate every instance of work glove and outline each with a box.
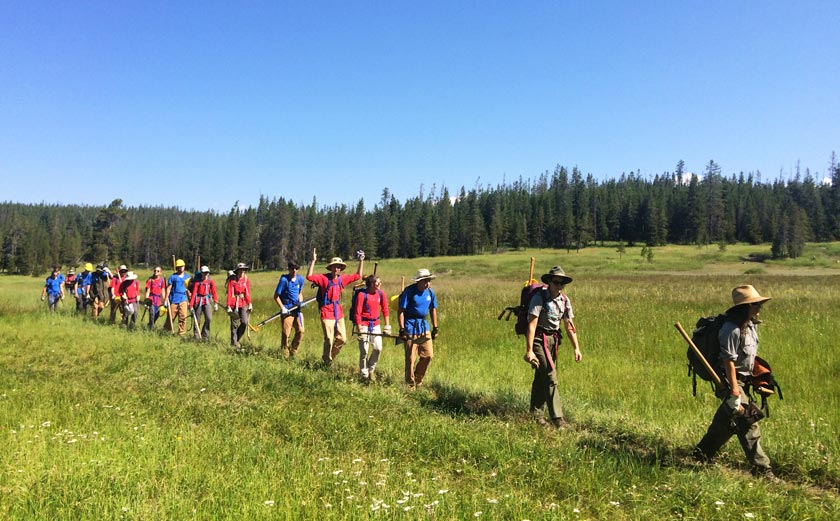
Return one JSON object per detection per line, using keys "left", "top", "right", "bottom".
{"left": 60, "top": 295, "right": 65, "bottom": 301}
{"left": 725, "top": 394, "right": 743, "bottom": 414}
{"left": 226, "top": 306, "right": 233, "bottom": 314}
{"left": 125, "top": 303, "right": 134, "bottom": 314}
{"left": 247, "top": 303, "right": 253, "bottom": 312}
{"left": 280, "top": 305, "right": 289, "bottom": 314}
{"left": 299, "top": 300, "right": 307, "bottom": 308}
{"left": 383, "top": 325, "right": 391, "bottom": 334}
{"left": 399, "top": 328, "right": 408, "bottom": 340}
{"left": 431, "top": 326, "right": 439, "bottom": 340}
{"left": 162, "top": 300, "right": 169, "bottom": 308}
{"left": 214, "top": 303, "right": 218, "bottom": 312}
{"left": 41, "top": 295, "right": 45, "bottom": 302}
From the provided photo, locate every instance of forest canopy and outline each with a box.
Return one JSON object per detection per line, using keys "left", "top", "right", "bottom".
{"left": 4, "top": 158, "right": 840, "bottom": 275}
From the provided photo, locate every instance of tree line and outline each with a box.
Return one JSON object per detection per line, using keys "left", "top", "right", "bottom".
{"left": 3, "top": 157, "right": 840, "bottom": 276}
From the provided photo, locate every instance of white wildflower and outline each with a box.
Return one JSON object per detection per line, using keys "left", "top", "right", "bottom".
{"left": 332, "top": 469, "right": 343, "bottom": 475}
{"left": 610, "top": 501, "right": 620, "bottom": 506}
{"left": 438, "top": 489, "right": 449, "bottom": 494}
{"left": 403, "top": 506, "right": 414, "bottom": 511}
{"left": 264, "top": 500, "right": 274, "bottom": 507}
{"left": 474, "top": 512, "right": 482, "bottom": 517}
{"left": 744, "top": 514, "right": 755, "bottom": 519}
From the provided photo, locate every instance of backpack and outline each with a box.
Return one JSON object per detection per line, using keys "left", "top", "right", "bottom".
{"left": 349, "top": 288, "right": 384, "bottom": 326}
{"left": 514, "top": 283, "right": 549, "bottom": 336}
{"left": 688, "top": 314, "right": 728, "bottom": 396}
{"left": 316, "top": 276, "right": 345, "bottom": 309}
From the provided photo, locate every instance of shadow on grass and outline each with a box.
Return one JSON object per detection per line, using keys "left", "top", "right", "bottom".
{"left": 419, "top": 381, "right": 524, "bottom": 417}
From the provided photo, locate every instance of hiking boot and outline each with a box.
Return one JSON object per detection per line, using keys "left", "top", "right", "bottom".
{"left": 368, "top": 370, "right": 376, "bottom": 382}
{"left": 551, "top": 418, "right": 569, "bottom": 429}
{"left": 691, "top": 447, "right": 712, "bottom": 463}
{"left": 751, "top": 466, "right": 780, "bottom": 482}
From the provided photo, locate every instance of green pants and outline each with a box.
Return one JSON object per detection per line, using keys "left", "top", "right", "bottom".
{"left": 530, "top": 330, "right": 564, "bottom": 421}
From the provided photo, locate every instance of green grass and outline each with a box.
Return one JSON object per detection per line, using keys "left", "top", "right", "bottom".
{"left": 1, "top": 244, "right": 839, "bottom": 519}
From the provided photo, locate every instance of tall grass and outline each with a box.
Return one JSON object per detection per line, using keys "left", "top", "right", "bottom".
{"left": 1, "top": 244, "right": 838, "bottom": 519}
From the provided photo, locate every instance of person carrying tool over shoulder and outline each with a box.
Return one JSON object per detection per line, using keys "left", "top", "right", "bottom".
{"left": 692, "top": 285, "right": 776, "bottom": 478}
{"left": 226, "top": 262, "right": 251, "bottom": 348}
{"left": 190, "top": 266, "right": 219, "bottom": 341}
{"left": 165, "top": 259, "right": 191, "bottom": 336}
{"left": 306, "top": 249, "right": 364, "bottom": 365}
{"left": 523, "top": 265, "right": 581, "bottom": 428}
{"left": 274, "top": 260, "right": 307, "bottom": 358}
{"left": 354, "top": 274, "right": 390, "bottom": 381}
{"left": 41, "top": 266, "right": 65, "bottom": 312}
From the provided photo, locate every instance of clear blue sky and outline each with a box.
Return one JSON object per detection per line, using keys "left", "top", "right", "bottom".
{"left": 2, "top": 1, "right": 838, "bottom": 212}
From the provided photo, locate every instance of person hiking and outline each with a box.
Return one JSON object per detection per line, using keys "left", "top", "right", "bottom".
{"left": 74, "top": 263, "right": 93, "bottom": 314}
{"left": 119, "top": 271, "right": 140, "bottom": 329}
{"left": 90, "top": 264, "right": 111, "bottom": 319}
{"left": 64, "top": 268, "right": 76, "bottom": 302}
{"left": 273, "top": 260, "right": 307, "bottom": 358}
{"left": 354, "top": 274, "right": 390, "bottom": 381}
{"left": 164, "top": 259, "right": 192, "bottom": 336}
{"left": 190, "top": 266, "right": 219, "bottom": 341}
{"left": 145, "top": 266, "right": 166, "bottom": 329}
{"left": 306, "top": 249, "right": 364, "bottom": 364}
{"left": 226, "top": 262, "right": 252, "bottom": 348}
{"left": 692, "top": 285, "right": 775, "bottom": 478}
{"left": 398, "top": 268, "right": 439, "bottom": 389}
{"left": 109, "top": 265, "right": 128, "bottom": 324}
{"left": 41, "top": 266, "right": 65, "bottom": 312}
{"left": 523, "top": 266, "right": 582, "bottom": 428}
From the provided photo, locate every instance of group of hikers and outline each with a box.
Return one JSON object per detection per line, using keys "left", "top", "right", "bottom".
{"left": 42, "top": 255, "right": 778, "bottom": 479}
{"left": 40, "top": 248, "right": 441, "bottom": 390}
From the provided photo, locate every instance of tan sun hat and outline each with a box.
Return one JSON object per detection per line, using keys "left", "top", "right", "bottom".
{"left": 125, "top": 271, "right": 138, "bottom": 281}
{"left": 412, "top": 268, "right": 436, "bottom": 282}
{"left": 540, "top": 265, "right": 573, "bottom": 285}
{"left": 326, "top": 257, "right": 347, "bottom": 270}
{"left": 727, "top": 285, "right": 771, "bottom": 314}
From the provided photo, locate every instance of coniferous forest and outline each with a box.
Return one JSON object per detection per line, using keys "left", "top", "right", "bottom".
{"left": 4, "top": 158, "right": 840, "bottom": 276}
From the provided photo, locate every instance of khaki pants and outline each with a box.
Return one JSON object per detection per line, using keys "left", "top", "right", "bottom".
{"left": 92, "top": 297, "right": 107, "bottom": 318}
{"left": 281, "top": 313, "right": 304, "bottom": 356}
{"left": 320, "top": 318, "right": 347, "bottom": 363}
{"left": 404, "top": 332, "right": 434, "bottom": 386}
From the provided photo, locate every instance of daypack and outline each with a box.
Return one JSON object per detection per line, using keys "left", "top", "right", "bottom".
{"left": 349, "top": 288, "right": 384, "bottom": 326}
{"left": 514, "top": 283, "right": 549, "bottom": 336}
{"left": 316, "top": 276, "right": 345, "bottom": 309}
{"left": 688, "top": 314, "right": 728, "bottom": 396}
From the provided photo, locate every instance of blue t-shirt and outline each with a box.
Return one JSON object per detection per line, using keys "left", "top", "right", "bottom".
{"left": 399, "top": 284, "right": 437, "bottom": 335}
{"left": 76, "top": 273, "right": 92, "bottom": 295}
{"left": 275, "top": 273, "right": 305, "bottom": 307}
{"left": 44, "top": 274, "right": 65, "bottom": 296}
{"left": 168, "top": 272, "right": 191, "bottom": 304}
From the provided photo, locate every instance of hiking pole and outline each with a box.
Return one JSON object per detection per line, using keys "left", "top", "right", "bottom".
{"left": 253, "top": 296, "right": 317, "bottom": 331}
{"left": 674, "top": 322, "right": 725, "bottom": 392}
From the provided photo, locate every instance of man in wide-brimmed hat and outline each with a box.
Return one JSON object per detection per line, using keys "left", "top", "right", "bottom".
{"left": 523, "top": 265, "right": 581, "bottom": 428}
{"left": 398, "top": 268, "right": 440, "bottom": 389}
{"left": 306, "top": 248, "right": 365, "bottom": 364}
{"left": 226, "top": 262, "right": 252, "bottom": 348}
{"left": 693, "top": 284, "right": 776, "bottom": 478}
{"left": 274, "top": 260, "right": 307, "bottom": 358}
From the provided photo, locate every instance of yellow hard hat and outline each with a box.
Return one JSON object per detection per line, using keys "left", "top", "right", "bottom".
{"left": 175, "top": 259, "right": 186, "bottom": 267}
{"left": 84, "top": 262, "right": 94, "bottom": 272}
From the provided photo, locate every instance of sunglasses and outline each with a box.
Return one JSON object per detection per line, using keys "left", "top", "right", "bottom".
{"left": 550, "top": 279, "right": 566, "bottom": 286}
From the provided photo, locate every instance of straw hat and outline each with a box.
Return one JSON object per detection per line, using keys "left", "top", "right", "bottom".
{"left": 118, "top": 264, "right": 128, "bottom": 272}
{"left": 326, "top": 257, "right": 347, "bottom": 270}
{"left": 540, "top": 266, "right": 573, "bottom": 285}
{"left": 200, "top": 265, "right": 210, "bottom": 273}
{"left": 412, "top": 268, "right": 436, "bottom": 282}
{"left": 125, "top": 271, "right": 138, "bottom": 281}
{"left": 726, "top": 285, "right": 771, "bottom": 314}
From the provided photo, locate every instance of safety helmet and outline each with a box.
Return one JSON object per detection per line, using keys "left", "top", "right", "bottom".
{"left": 84, "top": 262, "right": 94, "bottom": 272}
{"left": 175, "top": 259, "right": 186, "bottom": 268}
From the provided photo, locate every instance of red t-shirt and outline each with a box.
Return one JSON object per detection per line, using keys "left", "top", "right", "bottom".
{"left": 354, "top": 288, "right": 389, "bottom": 327}
{"left": 307, "top": 273, "right": 361, "bottom": 320}
{"left": 120, "top": 280, "right": 140, "bottom": 302}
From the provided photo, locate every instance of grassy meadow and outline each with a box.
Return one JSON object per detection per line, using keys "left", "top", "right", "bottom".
{"left": 1, "top": 243, "right": 839, "bottom": 519}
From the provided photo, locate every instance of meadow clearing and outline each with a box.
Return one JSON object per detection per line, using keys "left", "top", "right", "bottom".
{"left": 1, "top": 243, "right": 838, "bottom": 519}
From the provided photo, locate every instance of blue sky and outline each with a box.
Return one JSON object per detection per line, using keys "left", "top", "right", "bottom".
{"left": 1, "top": 1, "right": 838, "bottom": 212}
